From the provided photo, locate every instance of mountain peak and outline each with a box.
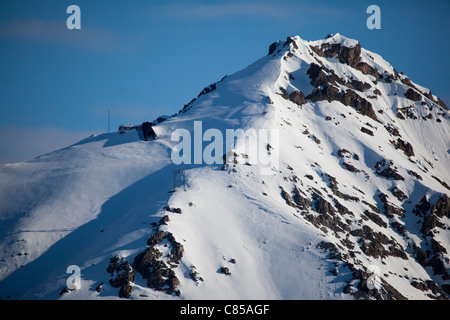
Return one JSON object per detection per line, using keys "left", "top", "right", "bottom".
{"left": 0, "top": 33, "right": 449, "bottom": 301}
{"left": 315, "top": 33, "right": 360, "bottom": 48}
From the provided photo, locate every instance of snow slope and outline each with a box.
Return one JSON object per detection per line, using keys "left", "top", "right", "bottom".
{"left": 0, "top": 33, "right": 449, "bottom": 300}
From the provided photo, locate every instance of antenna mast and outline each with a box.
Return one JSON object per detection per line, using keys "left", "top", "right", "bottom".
{"left": 108, "top": 109, "right": 110, "bottom": 133}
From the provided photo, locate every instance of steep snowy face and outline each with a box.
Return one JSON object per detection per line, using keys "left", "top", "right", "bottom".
{"left": 0, "top": 34, "right": 449, "bottom": 300}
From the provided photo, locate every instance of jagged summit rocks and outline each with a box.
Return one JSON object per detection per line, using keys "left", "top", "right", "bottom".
{"left": 0, "top": 33, "right": 448, "bottom": 300}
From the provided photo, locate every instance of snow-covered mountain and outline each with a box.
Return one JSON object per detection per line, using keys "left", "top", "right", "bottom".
{"left": 0, "top": 33, "right": 449, "bottom": 300}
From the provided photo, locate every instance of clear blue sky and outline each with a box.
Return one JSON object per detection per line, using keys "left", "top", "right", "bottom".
{"left": 0, "top": 0, "right": 449, "bottom": 163}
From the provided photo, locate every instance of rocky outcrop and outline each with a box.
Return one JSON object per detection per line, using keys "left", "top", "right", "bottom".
{"left": 107, "top": 257, "right": 135, "bottom": 299}
{"left": 404, "top": 88, "right": 422, "bottom": 101}
{"left": 375, "top": 159, "right": 404, "bottom": 181}
{"left": 292, "top": 187, "right": 312, "bottom": 210}
{"left": 133, "top": 245, "right": 181, "bottom": 296}
{"left": 350, "top": 225, "right": 407, "bottom": 260}
{"left": 132, "top": 224, "right": 184, "bottom": 296}
{"left": 390, "top": 138, "right": 415, "bottom": 157}
{"left": 268, "top": 40, "right": 281, "bottom": 55}
{"left": 198, "top": 83, "right": 217, "bottom": 98}
{"left": 378, "top": 192, "right": 405, "bottom": 218}
{"left": 305, "top": 63, "right": 378, "bottom": 121}
{"left": 310, "top": 41, "right": 382, "bottom": 81}
{"left": 310, "top": 42, "right": 361, "bottom": 68}
{"left": 306, "top": 85, "right": 378, "bottom": 122}
{"left": 288, "top": 90, "right": 306, "bottom": 106}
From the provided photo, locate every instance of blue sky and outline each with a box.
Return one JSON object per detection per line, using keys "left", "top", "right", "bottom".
{"left": 0, "top": 0, "right": 449, "bottom": 164}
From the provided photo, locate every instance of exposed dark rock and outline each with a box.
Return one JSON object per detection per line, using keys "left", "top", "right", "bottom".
{"left": 288, "top": 90, "right": 306, "bottom": 106}
{"left": 413, "top": 244, "right": 429, "bottom": 267}
{"left": 220, "top": 266, "right": 231, "bottom": 276}
{"left": 431, "top": 239, "right": 447, "bottom": 255}
{"left": 280, "top": 187, "right": 294, "bottom": 207}
{"left": 346, "top": 78, "right": 372, "bottom": 92}
{"left": 354, "top": 62, "right": 381, "bottom": 82}
{"left": 306, "top": 63, "right": 341, "bottom": 88}
{"left": 384, "top": 124, "right": 401, "bottom": 137}
{"left": 411, "top": 280, "right": 428, "bottom": 291}
{"left": 307, "top": 84, "right": 378, "bottom": 121}
{"left": 342, "top": 162, "right": 361, "bottom": 173}
{"left": 343, "top": 284, "right": 352, "bottom": 294}
{"left": 333, "top": 199, "right": 353, "bottom": 216}
{"left": 313, "top": 193, "right": 335, "bottom": 215}
{"left": 421, "top": 213, "right": 438, "bottom": 235}
{"left": 350, "top": 225, "right": 389, "bottom": 258}
{"left": 360, "top": 127, "right": 374, "bottom": 136}
{"left": 326, "top": 174, "right": 360, "bottom": 202}
{"left": 198, "top": 83, "right": 217, "bottom": 98}
{"left": 156, "top": 116, "right": 169, "bottom": 123}
{"left": 158, "top": 215, "right": 170, "bottom": 225}
{"left": 310, "top": 41, "right": 383, "bottom": 83}
{"left": 391, "top": 221, "right": 406, "bottom": 236}
{"left": 310, "top": 42, "right": 361, "bottom": 68}
{"left": 397, "top": 106, "right": 418, "bottom": 120}
{"left": 107, "top": 257, "right": 135, "bottom": 299}
{"left": 378, "top": 192, "right": 405, "bottom": 218}
{"left": 433, "top": 194, "right": 450, "bottom": 218}
{"left": 375, "top": 159, "right": 404, "bottom": 181}
{"left": 304, "top": 194, "right": 350, "bottom": 236}
{"left": 350, "top": 269, "right": 384, "bottom": 300}
{"left": 189, "top": 266, "right": 203, "bottom": 283}
{"left": 349, "top": 225, "right": 406, "bottom": 260}
{"left": 396, "top": 112, "right": 406, "bottom": 120}
{"left": 268, "top": 41, "right": 281, "bottom": 55}
{"left": 413, "top": 196, "right": 430, "bottom": 216}
{"left": 147, "top": 231, "right": 166, "bottom": 246}
{"left": 133, "top": 246, "right": 180, "bottom": 296}
{"left": 337, "top": 149, "right": 351, "bottom": 158}
{"left": 362, "top": 200, "right": 380, "bottom": 214}
{"left": 390, "top": 187, "right": 408, "bottom": 202}
{"left": 119, "top": 282, "right": 133, "bottom": 299}
{"left": 408, "top": 170, "right": 423, "bottom": 181}
{"left": 165, "top": 206, "right": 182, "bottom": 214}
{"left": 425, "top": 280, "right": 448, "bottom": 299}
{"left": 310, "top": 134, "right": 321, "bottom": 144}
{"left": 379, "top": 278, "right": 408, "bottom": 300}
{"left": 390, "top": 138, "right": 415, "bottom": 157}
{"left": 166, "top": 232, "right": 184, "bottom": 264}
{"left": 278, "top": 87, "right": 289, "bottom": 99}
{"left": 95, "top": 283, "right": 103, "bottom": 293}
{"left": 133, "top": 230, "right": 183, "bottom": 296}
{"left": 133, "top": 247, "right": 162, "bottom": 278}
{"left": 306, "top": 85, "right": 340, "bottom": 103}
{"left": 292, "top": 187, "right": 312, "bottom": 210}
{"left": 363, "top": 210, "right": 387, "bottom": 228}
{"left": 179, "top": 98, "right": 197, "bottom": 114}
{"left": 317, "top": 241, "right": 339, "bottom": 253}
{"left": 284, "top": 36, "right": 298, "bottom": 50}
{"left": 404, "top": 88, "right": 422, "bottom": 101}
{"left": 305, "top": 62, "right": 378, "bottom": 121}
{"left": 432, "top": 175, "right": 450, "bottom": 190}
